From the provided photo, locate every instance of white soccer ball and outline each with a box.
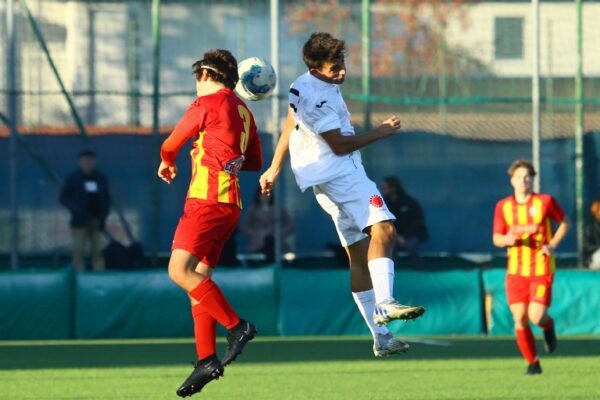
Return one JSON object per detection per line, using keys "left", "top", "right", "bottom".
{"left": 235, "top": 57, "right": 277, "bottom": 101}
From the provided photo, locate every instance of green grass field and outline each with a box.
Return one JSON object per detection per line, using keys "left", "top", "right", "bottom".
{"left": 1, "top": 336, "right": 599, "bottom": 399}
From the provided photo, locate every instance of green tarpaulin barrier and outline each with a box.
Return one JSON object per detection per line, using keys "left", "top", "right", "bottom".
{"left": 75, "top": 266, "right": 278, "bottom": 339}
{"left": 1, "top": 267, "right": 598, "bottom": 340}
{"left": 0, "top": 268, "right": 72, "bottom": 339}
{"left": 280, "top": 269, "right": 484, "bottom": 336}
{"left": 76, "top": 270, "right": 190, "bottom": 339}
{"left": 482, "top": 269, "right": 600, "bottom": 335}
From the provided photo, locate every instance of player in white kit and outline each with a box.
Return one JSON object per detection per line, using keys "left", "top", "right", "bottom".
{"left": 260, "top": 32, "right": 425, "bottom": 356}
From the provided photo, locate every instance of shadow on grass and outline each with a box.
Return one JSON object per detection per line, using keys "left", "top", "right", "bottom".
{"left": 1, "top": 337, "right": 599, "bottom": 370}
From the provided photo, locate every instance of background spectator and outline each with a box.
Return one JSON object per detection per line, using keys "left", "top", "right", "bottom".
{"left": 220, "top": 228, "right": 241, "bottom": 267}
{"left": 59, "top": 150, "right": 111, "bottom": 271}
{"left": 241, "top": 187, "right": 294, "bottom": 263}
{"left": 380, "top": 175, "right": 428, "bottom": 267}
{"left": 584, "top": 200, "right": 600, "bottom": 270}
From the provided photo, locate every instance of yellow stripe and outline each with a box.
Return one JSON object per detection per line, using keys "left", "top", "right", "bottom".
{"left": 531, "top": 198, "right": 545, "bottom": 276}
{"left": 503, "top": 202, "right": 518, "bottom": 275}
{"left": 217, "top": 171, "right": 231, "bottom": 203}
{"left": 546, "top": 217, "right": 556, "bottom": 274}
{"left": 188, "top": 132, "right": 209, "bottom": 199}
{"left": 517, "top": 204, "right": 531, "bottom": 277}
{"left": 236, "top": 177, "right": 243, "bottom": 209}
{"left": 508, "top": 246, "right": 519, "bottom": 275}
{"left": 531, "top": 198, "right": 543, "bottom": 224}
{"left": 545, "top": 216, "right": 554, "bottom": 242}
{"left": 549, "top": 253, "right": 556, "bottom": 274}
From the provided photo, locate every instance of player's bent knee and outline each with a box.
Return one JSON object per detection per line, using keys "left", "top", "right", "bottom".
{"left": 168, "top": 264, "right": 189, "bottom": 287}
{"left": 370, "top": 221, "right": 396, "bottom": 240}
{"left": 514, "top": 316, "right": 529, "bottom": 328}
{"left": 529, "top": 313, "right": 546, "bottom": 327}
{"left": 167, "top": 268, "right": 182, "bottom": 286}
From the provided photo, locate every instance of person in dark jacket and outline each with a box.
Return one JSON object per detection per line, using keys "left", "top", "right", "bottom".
{"left": 584, "top": 200, "right": 600, "bottom": 269}
{"left": 59, "top": 150, "right": 111, "bottom": 271}
{"left": 379, "top": 176, "right": 428, "bottom": 267}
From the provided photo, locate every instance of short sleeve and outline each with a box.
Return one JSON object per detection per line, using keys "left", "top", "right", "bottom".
{"left": 160, "top": 102, "right": 206, "bottom": 164}
{"left": 493, "top": 201, "right": 508, "bottom": 234}
{"left": 547, "top": 196, "right": 566, "bottom": 223}
{"left": 175, "top": 102, "right": 206, "bottom": 137}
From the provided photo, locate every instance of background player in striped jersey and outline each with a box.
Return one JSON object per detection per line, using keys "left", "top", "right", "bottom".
{"left": 260, "top": 32, "right": 424, "bottom": 357}
{"left": 493, "top": 159, "right": 570, "bottom": 375}
{"left": 158, "top": 49, "right": 262, "bottom": 397}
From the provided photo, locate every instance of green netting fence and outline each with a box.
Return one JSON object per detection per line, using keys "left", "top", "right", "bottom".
{"left": 1, "top": 0, "right": 599, "bottom": 261}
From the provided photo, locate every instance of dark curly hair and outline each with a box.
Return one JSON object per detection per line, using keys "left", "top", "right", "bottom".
{"left": 192, "top": 49, "right": 239, "bottom": 89}
{"left": 302, "top": 32, "right": 346, "bottom": 70}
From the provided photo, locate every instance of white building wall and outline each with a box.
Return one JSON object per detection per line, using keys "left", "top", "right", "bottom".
{"left": 3, "top": 1, "right": 599, "bottom": 129}
{"left": 445, "top": 2, "right": 600, "bottom": 77}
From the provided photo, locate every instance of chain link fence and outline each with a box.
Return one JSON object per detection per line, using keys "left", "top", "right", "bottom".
{"left": 1, "top": 0, "right": 598, "bottom": 260}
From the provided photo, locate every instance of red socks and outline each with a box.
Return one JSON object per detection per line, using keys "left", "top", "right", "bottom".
{"left": 191, "top": 304, "right": 217, "bottom": 360}
{"left": 188, "top": 278, "right": 240, "bottom": 360}
{"left": 189, "top": 278, "right": 240, "bottom": 330}
{"left": 516, "top": 326, "right": 538, "bottom": 363}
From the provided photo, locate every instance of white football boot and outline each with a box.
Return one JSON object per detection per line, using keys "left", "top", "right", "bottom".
{"left": 373, "top": 299, "right": 425, "bottom": 326}
{"left": 373, "top": 332, "right": 410, "bottom": 357}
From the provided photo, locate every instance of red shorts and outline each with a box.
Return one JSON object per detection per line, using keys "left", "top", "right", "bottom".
{"left": 505, "top": 274, "right": 554, "bottom": 307}
{"left": 172, "top": 199, "right": 240, "bottom": 267}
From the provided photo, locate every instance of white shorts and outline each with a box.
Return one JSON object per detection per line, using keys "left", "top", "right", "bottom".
{"left": 313, "top": 167, "right": 396, "bottom": 247}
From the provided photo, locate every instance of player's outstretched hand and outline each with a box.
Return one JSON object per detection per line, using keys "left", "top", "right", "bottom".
{"left": 158, "top": 161, "right": 177, "bottom": 184}
{"left": 259, "top": 168, "right": 278, "bottom": 195}
{"left": 541, "top": 244, "right": 555, "bottom": 257}
{"left": 376, "top": 115, "right": 402, "bottom": 138}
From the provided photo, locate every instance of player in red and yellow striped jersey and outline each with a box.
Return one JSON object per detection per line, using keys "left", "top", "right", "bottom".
{"left": 157, "top": 49, "right": 262, "bottom": 398}
{"left": 493, "top": 160, "right": 570, "bottom": 375}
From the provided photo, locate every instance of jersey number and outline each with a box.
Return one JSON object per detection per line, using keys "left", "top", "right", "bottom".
{"left": 238, "top": 105, "right": 251, "bottom": 152}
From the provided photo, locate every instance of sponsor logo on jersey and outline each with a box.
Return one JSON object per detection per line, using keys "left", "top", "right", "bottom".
{"left": 370, "top": 195, "right": 383, "bottom": 208}
{"left": 529, "top": 206, "right": 540, "bottom": 218}
{"left": 224, "top": 155, "right": 246, "bottom": 176}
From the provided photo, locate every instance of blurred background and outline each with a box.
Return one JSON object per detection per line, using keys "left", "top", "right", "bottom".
{"left": 1, "top": 0, "right": 599, "bottom": 340}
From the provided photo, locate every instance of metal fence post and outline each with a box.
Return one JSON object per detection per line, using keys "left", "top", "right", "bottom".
{"left": 151, "top": 0, "right": 162, "bottom": 266}
{"left": 7, "top": 0, "right": 19, "bottom": 269}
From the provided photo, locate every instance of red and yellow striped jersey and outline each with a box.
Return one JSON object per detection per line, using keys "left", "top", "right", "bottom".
{"left": 160, "top": 88, "right": 262, "bottom": 208}
{"left": 493, "top": 193, "right": 565, "bottom": 277}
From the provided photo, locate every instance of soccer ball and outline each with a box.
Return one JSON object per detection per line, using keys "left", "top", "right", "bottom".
{"left": 235, "top": 57, "right": 277, "bottom": 101}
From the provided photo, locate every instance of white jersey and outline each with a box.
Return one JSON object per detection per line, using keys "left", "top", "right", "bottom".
{"left": 288, "top": 72, "right": 362, "bottom": 191}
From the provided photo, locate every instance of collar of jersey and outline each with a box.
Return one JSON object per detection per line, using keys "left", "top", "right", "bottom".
{"left": 306, "top": 71, "right": 336, "bottom": 88}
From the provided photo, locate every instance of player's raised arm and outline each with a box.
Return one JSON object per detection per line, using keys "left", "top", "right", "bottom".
{"left": 259, "top": 106, "right": 295, "bottom": 195}
{"left": 157, "top": 104, "right": 203, "bottom": 184}
{"left": 158, "top": 131, "right": 185, "bottom": 184}
{"left": 320, "top": 115, "right": 402, "bottom": 156}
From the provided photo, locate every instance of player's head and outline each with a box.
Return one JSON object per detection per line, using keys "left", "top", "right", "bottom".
{"left": 192, "top": 49, "right": 239, "bottom": 91}
{"left": 77, "top": 150, "right": 97, "bottom": 175}
{"left": 302, "top": 32, "right": 347, "bottom": 84}
{"left": 380, "top": 175, "right": 406, "bottom": 200}
{"left": 508, "top": 159, "right": 536, "bottom": 195}
{"left": 591, "top": 200, "right": 600, "bottom": 222}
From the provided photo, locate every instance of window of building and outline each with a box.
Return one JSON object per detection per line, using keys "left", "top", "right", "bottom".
{"left": 494, "top": 17, "right": 524, "bottom": 60}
